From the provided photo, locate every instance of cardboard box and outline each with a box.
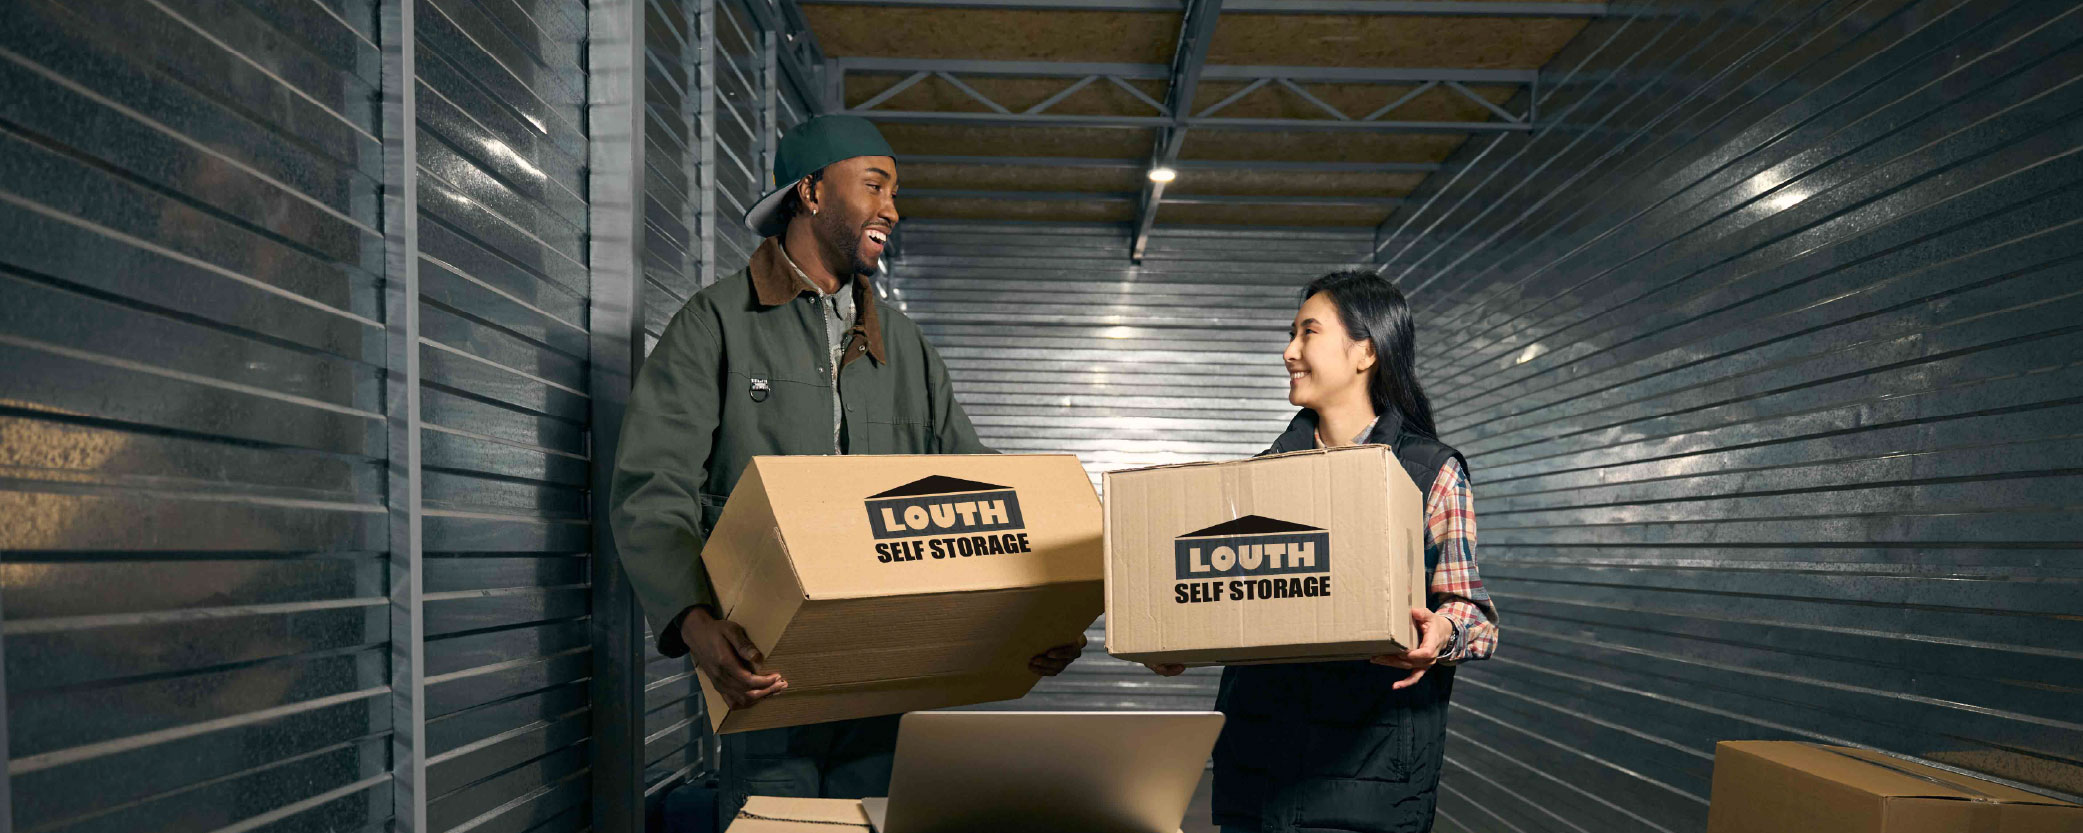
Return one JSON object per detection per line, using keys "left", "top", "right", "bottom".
{"left": 1708, "top": 741, "right": 2083, "bottom": 833}
{"left": 727, "top": 797, "right": 871, "bottom": 832}
{"left": 698, "top": 454, "right": 1103, "bottom": 733}
{"left": 723, "top": 796, "right": 1188, "bottom": 833}
{"left": 1103, "top": 446, "right": 1427, "bottom": 665}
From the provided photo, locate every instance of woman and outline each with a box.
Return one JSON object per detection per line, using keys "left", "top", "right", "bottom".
{"left": 1147, "top": 269, "right": 1499, "bottom": 833}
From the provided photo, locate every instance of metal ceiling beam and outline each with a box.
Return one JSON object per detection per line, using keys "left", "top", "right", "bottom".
{"left": 903, "top": 188, "right": 1402, "bottom": 206}
{"left": 1134, "top": 0, "right": 1222, "bottom": 262}
{"left": 1162, "top": 193, "right": 1403, "bottom": 206}
{"left": 832, "top": 57, "right": 1536, "bottom": 133}
{"left": 833, "top": 56, "right": 1535, "bottom": 84}
{"left": 900, "top": 154, "right": 1444, "bottom": 173}
{"left": 1227, "top": 0, "right": 1605, "bottom": 11}
{"left": 910, "top": 188, "right": 1131, "bottom": 201}
{"left": 853, "top": 110, "right": 1523, "bottom": 132}
{"left": 801, "top": 0, "right": 1609, "bottom": 15}
{"left": 1207, "top": 64, "right": 1535, "bottom": 83}
{"left": 855, "top": 111, "right": 1176, "bottom": 127}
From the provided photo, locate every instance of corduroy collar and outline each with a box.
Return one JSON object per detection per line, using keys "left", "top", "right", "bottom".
{"left": 749, "top": 236, "right": 886, "bottom": 366}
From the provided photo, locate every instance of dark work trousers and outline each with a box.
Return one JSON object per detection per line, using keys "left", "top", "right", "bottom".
{"left": 717, "top": 714, "right": 902, "bottom": 830}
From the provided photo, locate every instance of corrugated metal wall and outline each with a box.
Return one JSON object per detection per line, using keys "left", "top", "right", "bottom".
{"left": 0, "top": 0, "right": 808, "bottom": 829}
{"left": 0, "top": 0, "right": 394, "bottom": 829}
{"left": 884, "top": 221, "right": 1376, "bottom": 716}
{"left": 1370, "top": 1, "right": 2083, "bottom": 830}
{"left": 413, "top": 0, "right": 598, "bottom": 827}
{"left": 640, "top": 0, "right": 713, "bottom": 803}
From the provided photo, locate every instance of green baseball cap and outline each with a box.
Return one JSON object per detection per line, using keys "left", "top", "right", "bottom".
{"left": 745, "top": 114, "right": 897, "bottom": 238}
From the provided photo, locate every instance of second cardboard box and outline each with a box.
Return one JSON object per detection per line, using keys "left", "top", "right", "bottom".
{"left": 1104, "top": 445, "right": 1428, "bottom": 665}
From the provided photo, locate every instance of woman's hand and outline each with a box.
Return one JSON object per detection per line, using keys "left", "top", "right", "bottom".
{"left": 1371, "top": 606, "right": 1453, "bottom": 690}
{"left": 1143, "top": 662, "right": 1187, "bottom": 677}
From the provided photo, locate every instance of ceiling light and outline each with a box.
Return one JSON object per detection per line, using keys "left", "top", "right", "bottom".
{"left": 1147, "top": 167, "right": 1177, "bottom": 183}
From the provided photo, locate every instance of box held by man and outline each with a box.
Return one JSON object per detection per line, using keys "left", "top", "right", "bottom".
{"left": 699, "top": 454, "right": 1103, "bottom": 733}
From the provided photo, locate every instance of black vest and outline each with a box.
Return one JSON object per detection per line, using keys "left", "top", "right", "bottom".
{"left": 1210, "top": 409, "right": 1465, "bottom": 833}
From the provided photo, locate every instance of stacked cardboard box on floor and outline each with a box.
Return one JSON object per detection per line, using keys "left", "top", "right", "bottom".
{"left": 1708, "top": 741, "right": 2083, "bottom": 833}
{"left": 1103, "top": 445, "right": 1430, "bottom": 665}
{"left": 697, "top": 454, "right": 1103, "bottom": 733}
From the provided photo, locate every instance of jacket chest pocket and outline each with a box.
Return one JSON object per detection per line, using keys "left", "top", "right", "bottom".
{"left": 839, "top": 362, "right": 930, "bottom": 454}
{"left": 733, "top": 367, "right": 815, "bottom": 402}
{"left": 726, "top": 366, "right": 832, "bottom": 451}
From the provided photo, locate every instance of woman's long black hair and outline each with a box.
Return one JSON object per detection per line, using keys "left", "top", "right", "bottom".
{"left": 1302, "top": 270, "right": 1439, "bottom": 439}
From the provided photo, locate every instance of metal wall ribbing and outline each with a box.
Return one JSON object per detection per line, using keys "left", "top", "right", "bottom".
{"left": 710, "top": 0, "right": 771, "bottom": 277}
{"left": 0, "top": 0, "right": 806, "bottom": 826}
{"left": 412, "top": 0, "right": 599, "bottom": 827}
{"left": 1372, "top": 1, "right": 2083, "bottom": 831}
{"left": 638, "top": 0, "right": 713, "bottom": 804}
{"left": 1, "top": 0, "right": 686, "bottom": 828}
{"left": 0, "top": 0, "right": 392, "bottom": 829}
{"left": 885, "top": 220, "right": 1376, "bottom": 714}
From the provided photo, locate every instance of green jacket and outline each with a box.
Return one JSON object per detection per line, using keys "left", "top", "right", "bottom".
{"left": 610, "top": 236, "right": 990, "bottom": 656}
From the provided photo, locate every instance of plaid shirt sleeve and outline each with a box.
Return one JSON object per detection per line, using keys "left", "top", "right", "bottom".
{"left": 1426, "top": 457, "right": 1497, "bottom": 664}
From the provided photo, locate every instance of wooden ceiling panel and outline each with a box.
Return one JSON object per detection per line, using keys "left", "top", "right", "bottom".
{"left": 811, "top": 5, "right": 1599, "bottom": 234}
{"left": 805, "top": 6, "right": 1179, "bottom": 62}
{"left": 1207, "top": 14, "right": 1589, "bottom": 68}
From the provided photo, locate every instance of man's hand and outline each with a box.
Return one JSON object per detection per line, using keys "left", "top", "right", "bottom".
{"left": 1371, "top": 606, "right": 1453, "bottom": 690}
{"left": 681, "top": 608, "right": 786, "bottom": 708}
{"left": 1143, "top": 663, "right": 1186, "bottom": 677}
{"left": 1029, "top": 632, "right": 1088, "bottom": 676}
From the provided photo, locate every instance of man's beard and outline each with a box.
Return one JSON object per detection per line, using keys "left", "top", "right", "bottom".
{"left": 815, "top": 207, "right": 879, "bottom": 276}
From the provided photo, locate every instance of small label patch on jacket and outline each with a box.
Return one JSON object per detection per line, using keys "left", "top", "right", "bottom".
{"left": 749, "top": 378, "right": 770, "bottom": 403}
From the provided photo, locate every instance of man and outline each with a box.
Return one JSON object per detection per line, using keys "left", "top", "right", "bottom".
{"left": 609, "top": 115, "right": 1086, "bottom": 823}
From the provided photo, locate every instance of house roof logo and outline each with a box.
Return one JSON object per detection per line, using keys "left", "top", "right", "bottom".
{"left": 1174, "top": 514, "right": 1330, "bottom": 580}
{"left": 865, "top": 475, "right": 1026, "bottom": 540}
{"left": 1177, "top": 515, "right": 1325, "bottom": 539}
{"left": 869, "top": 475, "right": 1011, "bottom": 499}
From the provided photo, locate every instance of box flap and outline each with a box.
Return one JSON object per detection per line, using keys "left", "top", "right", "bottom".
{"left": 735, "top": 796, "right": 870, "bottom": 828}
{"left": 1106, "top": 443, "right": 1381, "bottom": 476}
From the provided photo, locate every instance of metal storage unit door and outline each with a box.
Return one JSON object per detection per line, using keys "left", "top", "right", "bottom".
{"left": 1, "top": 0, "right": 604, "bottom": 828}
{"left": 639, "top": 0, "right": 714, "bottom": 802}
{"left": 413, "top": 0, "right": 596, "bottom": 829}
{"left": 885, "top": 220, "right": 1376, "bottom": 714}
{"left": 709, "top": 0, "right": 769, "bottom": 277}
{"left": 0, "top": 0, "right": 394, "bottom": 829}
